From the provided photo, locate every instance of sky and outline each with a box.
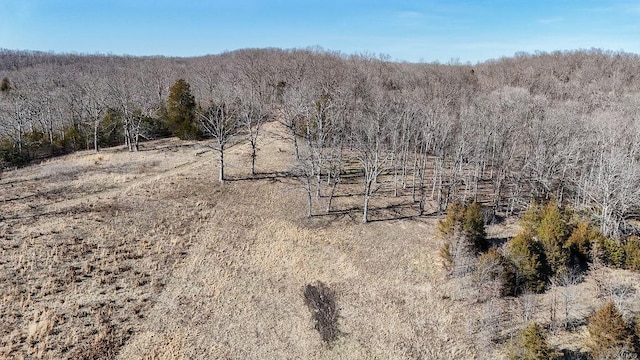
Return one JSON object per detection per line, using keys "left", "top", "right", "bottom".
{"left": 0, "top": 0, "right": 639, "bottom": 64}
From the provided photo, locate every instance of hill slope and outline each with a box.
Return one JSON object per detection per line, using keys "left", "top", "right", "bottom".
{"left": 0, "top": 122, "right": 476, "bottom": 359}
{"left": 6, "top": 122, "right": 637, "bottom": 359}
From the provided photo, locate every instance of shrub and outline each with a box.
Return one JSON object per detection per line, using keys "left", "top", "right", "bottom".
{"left": 508, "top": 322, "right": 557, "bottom": 360}
{"left": 587, "top": 301, "right": 634, "bottom": 359}
{"left": 303, "top": 281, "right": 340, "bottom": 345}
{"left": 505, "top": 231, "right": 547, "bottom": 294}
{"left": 565, "top": 222, "right": 601, "bottom": 268}
{"left": 537, "top": 200, "right": 571, "bottom": 276}
{"left": 475, "top": 247, "right": 517, "bottom": 297}
{"left": 596, "top": 237, "right": 626, "bottom": 268}
{"left": 520, "top": 200, "right": 543, "bottom": 234}
{"left": 463, "top": 201, "right": 488, "bottom": 252}
{"left": 438, "top": 201, "right": 464, "bottom": 238}
{"left": 624, "top": 236, "right": 640, "bottom": 271}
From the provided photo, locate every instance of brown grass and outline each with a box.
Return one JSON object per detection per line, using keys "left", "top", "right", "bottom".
{"left": 1, "top": 122, "right": 639, "bottom": 359}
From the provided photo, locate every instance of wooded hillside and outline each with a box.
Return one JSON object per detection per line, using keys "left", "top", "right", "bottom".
{"left": 2, "top": 47, "right": 639, "bottom": 237}
{"left": 2, "top": 48, "right": 640, "bottom": 358}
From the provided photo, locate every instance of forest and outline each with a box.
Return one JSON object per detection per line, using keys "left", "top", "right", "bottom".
{"left": 1, "top": 47, "right": 640, "bottom": 358}
{"left": 1, "top": 47, "right": 639, "bottom": 235}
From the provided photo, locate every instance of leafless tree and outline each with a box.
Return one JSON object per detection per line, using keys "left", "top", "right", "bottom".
{"left": 198, "top": 95, "right": 239, "bottom": 183}
{"left": 352, "top": 90, "right": 393, "bottom": 223}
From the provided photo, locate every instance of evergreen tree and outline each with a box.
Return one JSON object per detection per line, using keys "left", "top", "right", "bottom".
{"left": 565, "top": 222, "right": 600, "bottom": 269}
{"left": 0, "top": 77, "right": 11, "bottom": 93}
{"left": 537, "top": 200, "right": 571, "bottom": 276}
{"left": 476, "top": 247, "right": 517, "bottom": 297}
{"left": 520, "top": 200, "right": 543, "bottom": 234}
{"left": 596, "top": 237, "right": 626, "bottom": 268}
{"left": 463, "top": 201, "right": 488, "bottom": 253}
{"left": 506, "top": 231, "right": 547, "bottom": 293}
{"left": 438, "top": 201, "right": 464, "bottom": 238}
{"left": 623, "top": 236, "right": 640, "bottom": 271}
{"left": 509, "top": 322, "right": 557, "bottom": 360}
{"left": 438, "top": 201, "right": 485, "bottom": 277}
{"left": 166, "top": 79, "right": 200, "bottom": 140}
{"left": 587, "top": 301, "right": 634, "bottom": 359}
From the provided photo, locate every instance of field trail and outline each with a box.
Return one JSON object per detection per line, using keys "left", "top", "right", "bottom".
{"left": 0, "top": 122, "right": 477, "bottom": 359}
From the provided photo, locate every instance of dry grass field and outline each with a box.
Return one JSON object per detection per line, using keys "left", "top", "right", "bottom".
{"left": 1, "top": 122, "right": 639, "bottom": 359}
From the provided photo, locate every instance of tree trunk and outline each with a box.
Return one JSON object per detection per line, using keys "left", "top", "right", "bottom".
{"left": 250, "top": 141, "right": 257, "bottom": 176}
{"left": 363, "top": 192, "right": 370, "bottom": 224}
{"left": 94, "top": 121, "right": 99, "bottom": 152}
{"left": 218, "top": 144, "right": 225, "bottom": 183}
{"left": 305, "top": 175, "right": 313, "bottom": 218}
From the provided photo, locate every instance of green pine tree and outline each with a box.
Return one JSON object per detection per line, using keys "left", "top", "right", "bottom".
{"left": 520, "top": 200, "right": 543, "bottom": 234}
{"left": 509, "top": 322, "right": 557, "bottom": 360}
{"left": 565, "top": 222, "right": 601, "bottom": 268}
{"left": 0, "top": 77, "right": 11, "bottom": 93}
{"left": 537, "top": 201, "right": 571, "bottom": 276}
{"left": 506, "top": 231, "right": 547, "bottom": 293}
{"left": 463, "top": 201, "right": 488, "bottom": 253}
{"left": 624, "top": 236, "right": 640, "bottom": 271}
{"left": 166, "top": 79, "right": 200, "bottom": 140}
{"left": 438, "top": 201, "right": 464, "bottom": 238}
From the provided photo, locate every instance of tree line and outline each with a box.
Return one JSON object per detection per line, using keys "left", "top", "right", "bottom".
{"left": 1, "top": 47, "right": 640, "bottom": 236}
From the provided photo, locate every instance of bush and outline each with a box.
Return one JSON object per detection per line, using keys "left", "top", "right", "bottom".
{"left": 565, "top": 222, "right": 601, "bottom": 269}
{"left": 508, "top": 322, "right": 557, "bottom": 360}
{"left": 475, "top": 247, "right": 517, "bottom": 297}
{"left": 505, "top": 231, "right": 547, "bottom": 294}
{"left": 438, "top": 201, "right": 465, "bottom": 238}
{"left": 624, "top": 236, "right": 640, "bottom": 271}
{"left": 438, "top": 201, "right": 487, "bottom": 253}
{"left": 463, "top": 201, "right": 488, "bottom": 252}
{"left": 537, "top": 200, "right": 571, "bottom": 276}
{"left": 596, "top": 237, "right": 626, "bottom": 268}
{"left": 587, "top": 301, "right": 634, "bottom": 359}
{"left": 303, "top": 281, "right": 340, "bottom": 345}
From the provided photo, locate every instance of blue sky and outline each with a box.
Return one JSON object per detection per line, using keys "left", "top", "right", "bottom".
{"left": 1, "top": 0, "right": 639, "bottom": 63}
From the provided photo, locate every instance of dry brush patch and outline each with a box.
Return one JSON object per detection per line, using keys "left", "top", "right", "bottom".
{"left": 0, "top": 141, "right": 223, "bottom": 358}
{"left": 117, "top": 167, "right": 479, "bottom": 359}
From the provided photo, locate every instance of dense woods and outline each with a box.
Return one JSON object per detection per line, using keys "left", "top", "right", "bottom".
{"left": 1, "top": 47, "right": 640, "bottom": 236}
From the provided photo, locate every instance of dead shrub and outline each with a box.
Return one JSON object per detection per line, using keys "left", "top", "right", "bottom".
{"left": 303, "top": 281, "right": 340, "bottom": 345}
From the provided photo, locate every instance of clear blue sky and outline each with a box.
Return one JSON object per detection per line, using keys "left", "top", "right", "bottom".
{"left": 1, "top": 0, "right": 639, "bottom": 63}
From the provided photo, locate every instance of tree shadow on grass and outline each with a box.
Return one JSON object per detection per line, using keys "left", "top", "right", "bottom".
{"left": 224, "top": 171, "right": 294, "bottom": 183}
{"left": 313, "top": 201, "right": 434, "bottom": 223}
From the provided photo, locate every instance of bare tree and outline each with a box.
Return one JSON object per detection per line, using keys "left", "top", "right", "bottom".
{"left": 352, "top": 91, "right": 392, "bottom": 223}
{"left": 198, "top": 96, "right": 239, "bottom": 183}
{"left": 237, "top": 89, "right": 268, "bottom": 177}
{"left": 77, "top": 69, "right": 108, "bottom": 152}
